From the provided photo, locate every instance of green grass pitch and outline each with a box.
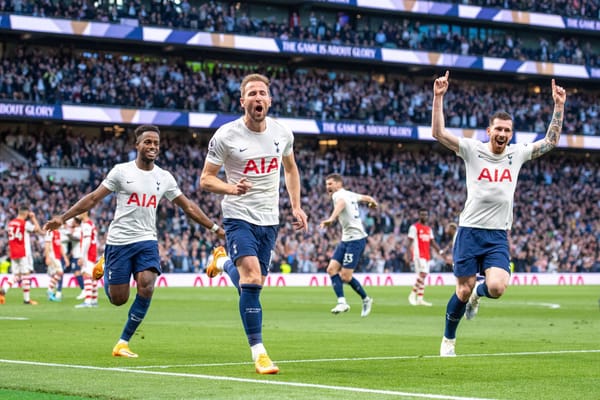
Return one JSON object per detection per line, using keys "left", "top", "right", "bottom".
{"left": 0, "top": 285, "right": 598, "bottom": 399}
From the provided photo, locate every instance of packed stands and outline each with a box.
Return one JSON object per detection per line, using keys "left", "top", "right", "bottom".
{"left": 0, "top": 0, "right": 598, "bottom": 274}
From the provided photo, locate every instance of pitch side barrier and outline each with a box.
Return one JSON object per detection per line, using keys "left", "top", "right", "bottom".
{"left": 2, "top": 273, "right": 599, "bottom": 288}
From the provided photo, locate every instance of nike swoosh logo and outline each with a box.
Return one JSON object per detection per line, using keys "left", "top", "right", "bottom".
{"left": 126, "top": 180, "right": 134, "bottom": 184}
{"left": 239, "top": 148, "right": 248, "bottom": 152}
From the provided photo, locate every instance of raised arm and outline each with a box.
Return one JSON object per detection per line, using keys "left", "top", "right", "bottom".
{"left": 431, "top": 70, "right": 460, "bottom": 154}
{"left": 531, "top": 79, "right": 566, "bottom": 159}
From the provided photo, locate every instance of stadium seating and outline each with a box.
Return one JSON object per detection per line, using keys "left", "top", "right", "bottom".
{"left": 0, "top": 0, "right": 598, "bottom": 273}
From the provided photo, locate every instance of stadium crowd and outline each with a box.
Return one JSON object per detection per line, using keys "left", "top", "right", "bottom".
{"left": 0, "top": 0, "right": 598, "bottom": 69}
{"left": 1, "top": 46, "right": 599, "bottom": 135}
{"left": 1, "top": 127, "right": 598, "bottom": 275}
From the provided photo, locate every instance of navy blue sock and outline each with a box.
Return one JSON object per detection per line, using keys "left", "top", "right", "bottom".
{"left": 76, "top": 274, "right": 84, "bottom": 290}
{"left": 330, "top": 274, "right": 344, "bottom": 298}
{"left": 103, "top": 272, "right": 112, "bottom": 303}
{"left": 444, "top": 293, "right": 467, "bottom": 339}
{"left": 239, "top": 284, "right": 262, "bottom": 346}
{"left": 57, "top": 274, "right": 63, "bottom": 291}
{"left": 477, "top": 282, "right": 496, "bottom": 298}
{"left": 224, "top": 260, "right": 241, "bottom": 295}
{"left": 120, "top": 294, "right": 151, "bottom": 341}
{"left": 348, "top": 277, "right": 367, "bottom": 299}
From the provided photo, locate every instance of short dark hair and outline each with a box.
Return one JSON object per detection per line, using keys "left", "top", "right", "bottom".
{"left": 489, "top": 111, "right": 513, "bottom": 126}
{"left": 326, "top": 173, "right": 343, "bottom": 184}
{"left": 18, "top": 203, "right": 29, "bottom": 213}
{"left": 134, "top": 125, "right": 160, "bottom": 144}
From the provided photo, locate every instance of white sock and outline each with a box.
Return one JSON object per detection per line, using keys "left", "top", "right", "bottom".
{"left": 337, "top": 297, "right": 347, "bottom": 304}
{"left": 251, "top": 343, "right": 267, "bottom": 361}
{"left": 216, "top": 257, "right": 229, "bottom": 270}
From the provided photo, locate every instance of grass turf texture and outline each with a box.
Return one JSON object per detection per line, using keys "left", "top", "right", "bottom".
{"left": 0, "top": 285, "right": 598, "bottom": 400}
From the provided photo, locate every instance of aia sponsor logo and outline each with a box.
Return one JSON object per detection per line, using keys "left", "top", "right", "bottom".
{"left": 477, "top": 167, "right": 513, "bottom": 182}
{"left": 127, "top": 193, "right": 158, "bottom": 208}
{"left": 243, "top": 157, "right": 279, "bottom": 175}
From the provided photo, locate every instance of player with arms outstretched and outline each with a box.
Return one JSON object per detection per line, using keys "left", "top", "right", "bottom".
{"left": 44, "top": 124, "right": 224, "bottom": 358}
{"left": 319, "top": 173, "right": 375, "bottom": 317}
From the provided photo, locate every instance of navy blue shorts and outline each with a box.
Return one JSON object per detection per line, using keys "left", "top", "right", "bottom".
{"left": 104, "top": 240, "right": 161, "bottom": 285}
{"left": 223, "top": 218, "right": 278, "bottom": 276}
{"left": 453, "top": 227, "right": 510, "bottom": 277}
{"left": 332, "top": 238, "right": 367, "bottom": 270}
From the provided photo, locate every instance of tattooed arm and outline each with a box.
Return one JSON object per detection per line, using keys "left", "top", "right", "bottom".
{"left": 531, "top": 79, "right": 567, "bottom": 159}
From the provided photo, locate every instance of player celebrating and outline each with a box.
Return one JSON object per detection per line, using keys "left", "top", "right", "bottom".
{"left": 432, "top": 71, "right": 566, "bottom": 356}
{"left": 407, "top": 209, "right": 441, "bottom": 307}
{"left": 201, "top": 73, "right": 308, "bottom": 374}
{"left": 2, "top": 203, "right": 42, "bottom": 305}
{"left": 319, "top": 173, "right": 375, "bottom": 317}
{"left": 44, "top": 124, "right": 224, "bottom": 358}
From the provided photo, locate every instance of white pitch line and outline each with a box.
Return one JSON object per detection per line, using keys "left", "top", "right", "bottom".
{"left": 0, "top": 358, "right": 495, "bottom": 400}
{"left": 486, "top": 301, "right": 561, "bottom": 309}
{"left": 125, "top": 348, "right": 600, "bottom": 370}
{"left": 0, "top": 316, "right": 29, "bottom": 320}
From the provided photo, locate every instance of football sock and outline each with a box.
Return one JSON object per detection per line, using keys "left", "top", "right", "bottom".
{"left": 348, "top": 277, "right": 367, "bottom": 299}
{"left": 1, "top": 278, "right": 14, "bottom": 293}
{"left": 57, "top": 273, "right": 63, "bottom": 291}
{"left": 223, "top": 260, "right": 241, "bottom": 295}
{"left": 240, "top": 284, "right": 262, "bottom": 346}
{"left": 83, "top": 277, "right": 92, "bottom": 302}
{"left": 76, "top": 274, "right": 84, "bottom": 290}
{"left": 48, "top": 273, "right": 59, "bottom": 292}
{"left": 21, "top": 276, "right": 31, "bottom": 302}
{"left": 91, "top": 280, "right": 98, "bottom": 303}
{"left": 444, "top": 293, "right": 467, "bottom": 339}
{"left": 413, "top": 275, "right": 425, "bottom": 295}
{"left": 120, "top": 294, "right": 151, "bottom": 341}
{"left": 477, "top": 282, "right": 496, "bottom": 298}
{"left": 103, "top": 279, "right": 112, "bottom": 303}
{"left": 331, "top": 274, "right": 344, "bottom": 298}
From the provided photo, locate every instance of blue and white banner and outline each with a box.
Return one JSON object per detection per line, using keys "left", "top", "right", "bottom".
{"left": 318, "top": 0, "right": 599, "bottom": 32}
{"left": 2, "top": 15, "right": 597, "bottom": 80}
{"left": 0, "top": 101, "right": 598, "bottom": 150}
{"left": 0, "top": 102, "right": 61, "bottom": 119}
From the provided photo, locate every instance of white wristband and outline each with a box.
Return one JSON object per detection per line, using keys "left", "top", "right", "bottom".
{"left": 210, "top": 223, "right": 219, "bottom": 233}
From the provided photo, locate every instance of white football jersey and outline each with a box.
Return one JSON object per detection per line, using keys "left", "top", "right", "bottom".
{"left": 69, "top": 223, "right": 82, "bottom": 258}
{"left": 457, "top": 138, "right": 532, "bottom": 230}
{"left": 206, "top": 117, "right": 294, "bottom": 226}
{"left": 102, "top": 160, "right": 182, "bottom": 245}
{"left": 332, "top": 188, "right": 368, "bottom": 242}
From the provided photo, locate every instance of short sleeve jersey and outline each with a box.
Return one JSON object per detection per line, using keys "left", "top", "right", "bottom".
{"left": 457, "top": 138, "right": 532, "bottom": 230}
{"left": 8, "top": 218, "right": 34, "bottom": 259}
{"left": 45, "top": 230, "right": 63, "bottom": 260}
{"left": 407, "top": 222, "right": 434, "bottom": 260}
{"left": 69, "top": 223, "right": 82, "bottom": 258}
{"left": 205, "top": 117, "right": 294, "bottom": 226}
{"left": 102, "top": 160, "right": 182, "bottom": 245}
{"left": 332, "top": 188, "right": 368, "bottom": 242}
{"left": 80, "top": 219, "right": 98, "bottom": 263}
